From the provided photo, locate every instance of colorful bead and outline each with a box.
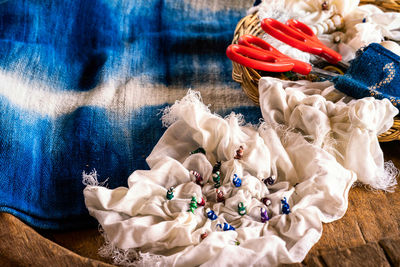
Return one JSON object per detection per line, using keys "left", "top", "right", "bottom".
{"left": 200, "top": 232, "right": 208, "bottom": 240}
{"left": 232, "top": 174, "right": 242, "bottom": 187}
{"left": 260, "top": 207, "right": 269, "bottom": 223}
{"left": 362, "top": 17, "right": 367, "bottom": 23}
{"left": 190, "top": 147, "right": 206, "bottom": 155}
{"left": 281, "top": 197, "right": 291, "bottom": 215}
{"left": 235, "top": 240, "right": 240, "bottom": 246}
{"left": 212, "top": 161, "right": 221, "bottom": 173}
{"left": 197, "top": 197, "right": 206, "bottom": 206}
{"left": 238, "top": 202, "right": 246, "bottom": 216}
{"left": 216, "top": 189, "right": 225, "bottom": 203}
{"left": 188, "top": 195, "right": 198, "bottom": 214}
{"left": 206, "top": 208, "right": 218, "bottom": 220}
{"left": 190, "top": 170, "right": 203, "bottom": 186}
{"left": 263, "top": 176, "right": 275, "bottom": 186}
{"left": 217, "top": 222, "right": 235, "bottom": 231}
{"left": 166, "top": 187, "right": 174, "bottom": 200}
{"left": 212, "top": 171, "right": 221, "bottom": 188}
{"left": 321, "top": 1, "right": 328, "bottom": 10}
{"left": 234, "top": 145, "right": 244, "bottom": 160}
{"left": 261, "top": 197, "right": 271, "bottom": 206}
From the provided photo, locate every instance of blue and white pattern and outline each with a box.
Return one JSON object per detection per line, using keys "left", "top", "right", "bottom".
{"left": 0, "top": 0, "right": 260, "bottom": 229}
{"left": 333, "top": 43, "right": 400, "bottom": 109}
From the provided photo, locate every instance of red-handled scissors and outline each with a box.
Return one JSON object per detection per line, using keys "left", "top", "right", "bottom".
{"left": 228, "top": 34, "right": 312, "bottom": 75}
{"left": 261, "top": 18, "right": 348, "bottom": 68}
{"left": 226, "top": 34, "right": 338, "bottom": 78}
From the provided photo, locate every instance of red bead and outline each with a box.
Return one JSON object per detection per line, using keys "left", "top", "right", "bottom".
{"left": 201, "top": 232, "right": 208, "bottom": 239}
{"left": 234, "top": 145, "right": 244, "bottom": 160}
{"left": 197, "top": 197, "right": 206, "bottom": 206}
{"left": 261, "top": 197, "right": 271, "bottom": 206}
{"left": 216, "top": 189, "right": 225, "bottom": 203}
{"left": 321, "top": 1, "right": 328, "bottom": 10}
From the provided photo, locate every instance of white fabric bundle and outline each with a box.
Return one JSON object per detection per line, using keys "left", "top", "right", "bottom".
{"left": 252, "top": 0, "right": 360, "bottom": 63}
{"left": 253, "top": 0, "right": 400, "bottom": 62}
{"left": 338, "top": 4, "right": 400, "bottom": 60}
{"left": 84, "top": 86, "right": 397, "bottom": 266}
{"left": 259, "top": 77, "right": 399, "bottom": 190}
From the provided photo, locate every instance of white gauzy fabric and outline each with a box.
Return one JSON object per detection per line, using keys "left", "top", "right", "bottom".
{"left": 253, "top": 0, "right": 359, "bottom": 26}
{"left": 252, "top": 1, "right": 400, "bottom": 62}
{"left": 252, "top": 0, "right": 360, "bottom": 63}
{"left": 84, "top": 90, "right": 362, "bottom": 266}
{"left": 259, "top": 77, "right": 399, "bottom": 190}
{"left": 317, "top": 4, "right": 400, "bottom": 61}
{"left": 337, "top": 4, "right": 400, "bottom": 60}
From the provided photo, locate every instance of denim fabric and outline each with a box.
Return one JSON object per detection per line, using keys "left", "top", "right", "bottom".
{"left": 0, "top": 0, "right": 260, "bottom": 229}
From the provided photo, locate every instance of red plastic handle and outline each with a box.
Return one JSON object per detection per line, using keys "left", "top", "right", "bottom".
{"left": 226, "top": 34, "right": 311, "bottom": 75}
{"left": 261, "top": 18, "right": 342, "bottom": 64}
{"left": 226, "top": 42, "right": 312, "bottom": 75}
{"left": 238, "top": 34, "right": 284, "bottom": 56}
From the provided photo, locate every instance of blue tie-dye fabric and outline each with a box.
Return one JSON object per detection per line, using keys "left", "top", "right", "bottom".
{"left": 0, "top": 0, "right": 261, "bottom": 229}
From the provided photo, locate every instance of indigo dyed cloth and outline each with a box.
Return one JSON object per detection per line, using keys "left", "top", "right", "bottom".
{"left": 333, "top": 43, "right": 400, "bottom": 109}
{"left": 0, "top": 0, "right": 260, "bottom": 229}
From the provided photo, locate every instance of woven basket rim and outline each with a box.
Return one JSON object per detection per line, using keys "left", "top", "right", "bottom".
{"left": 230, "top": 0, "right": 400, "bottom": 142}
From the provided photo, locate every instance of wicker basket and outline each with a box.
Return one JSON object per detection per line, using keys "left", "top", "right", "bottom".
{"left": 231, "top": 0, "right": 400, "bottom": 142}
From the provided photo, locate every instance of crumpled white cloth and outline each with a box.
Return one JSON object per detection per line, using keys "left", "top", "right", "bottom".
{"left": 84, "top": 87, "right": 396, "bottom": 266}
{"left": 252, "top": 0, "right": 360, "bottom": 63}
{"left": 259, "top": 77, "right": 399, "bottom": 190}
{"left": 337, "top": 4, "right": 400, "bottom": 61}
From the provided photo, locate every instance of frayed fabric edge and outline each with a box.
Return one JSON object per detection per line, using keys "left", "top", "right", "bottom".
{"left": 160, "top": 89, "right": 211, "bottom": 128}
{"left": 82, "top": 169, "right": 109, "bottom": 187}
{"left": 378, "top": 160, "right": 398, "bottom": 192}
{"left": 352, "top": 160, "right": 399, "bottom": 192}
{"left": 97, "top": 226, "right": 166, "bottom": 267}
{"left": 160, "top": 89, "right": 261, "bottom": 130}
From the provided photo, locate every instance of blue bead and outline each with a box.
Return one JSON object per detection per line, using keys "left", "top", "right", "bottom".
{"left": 232, "top": 174, "right": 242, "bottom": 187}
{"left": 206, "top": 209, "right": 218, "bottom": 220}
{"left": 281, "top": 197, "right": 291, "bottom": 215}
{"left": 217, "top": 222, "right": 235, "bottom": 231}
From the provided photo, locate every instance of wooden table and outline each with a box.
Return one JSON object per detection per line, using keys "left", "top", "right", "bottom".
{"left": 1, "top": 141, "right": 399, "bottom": 267}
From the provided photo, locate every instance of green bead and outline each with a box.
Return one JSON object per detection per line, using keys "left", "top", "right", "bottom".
{"left": 166, "top": 187, "right": 174, "bottom": 200}
{"left": 238, "top": 202, "right": 246, "bottom": 216}
{"left": 188, "top": 195, "right": 198, "bottom": 213}
{"left": 166, "top": 192, "right": 174, "bottom": 200}
{"left": 190, "top": 147, "right": 206, "bottom": 155}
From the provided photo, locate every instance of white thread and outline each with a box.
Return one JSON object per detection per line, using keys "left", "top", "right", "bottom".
{"left": 97, "top": 225, "right": 165, "bottom": 266}
{"left": 82, "top": 169, "right": 109, "bottom": 187}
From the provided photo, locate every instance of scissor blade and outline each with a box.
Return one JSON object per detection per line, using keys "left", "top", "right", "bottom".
{"left": 310, "top": 67, "right": 339, "bottom": 79}
{"left": 336, "top": 61, "right": 349, "bottom": 70}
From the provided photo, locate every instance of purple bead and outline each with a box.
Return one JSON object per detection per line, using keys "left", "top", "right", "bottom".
{"left": 260, "top": 208, "right": 269, "bottom": 223}
{"left": 263, "top": 176, "right": 275, "bottom": 186}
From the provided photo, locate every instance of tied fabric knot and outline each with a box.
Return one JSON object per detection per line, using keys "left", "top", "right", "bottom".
{"left": 333, "top": 43, "right": 400, "bottom": 109}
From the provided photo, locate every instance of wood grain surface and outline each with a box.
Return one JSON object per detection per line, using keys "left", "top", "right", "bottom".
{"left": 1, "top": 141, "right": 399, "bottom": 266}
